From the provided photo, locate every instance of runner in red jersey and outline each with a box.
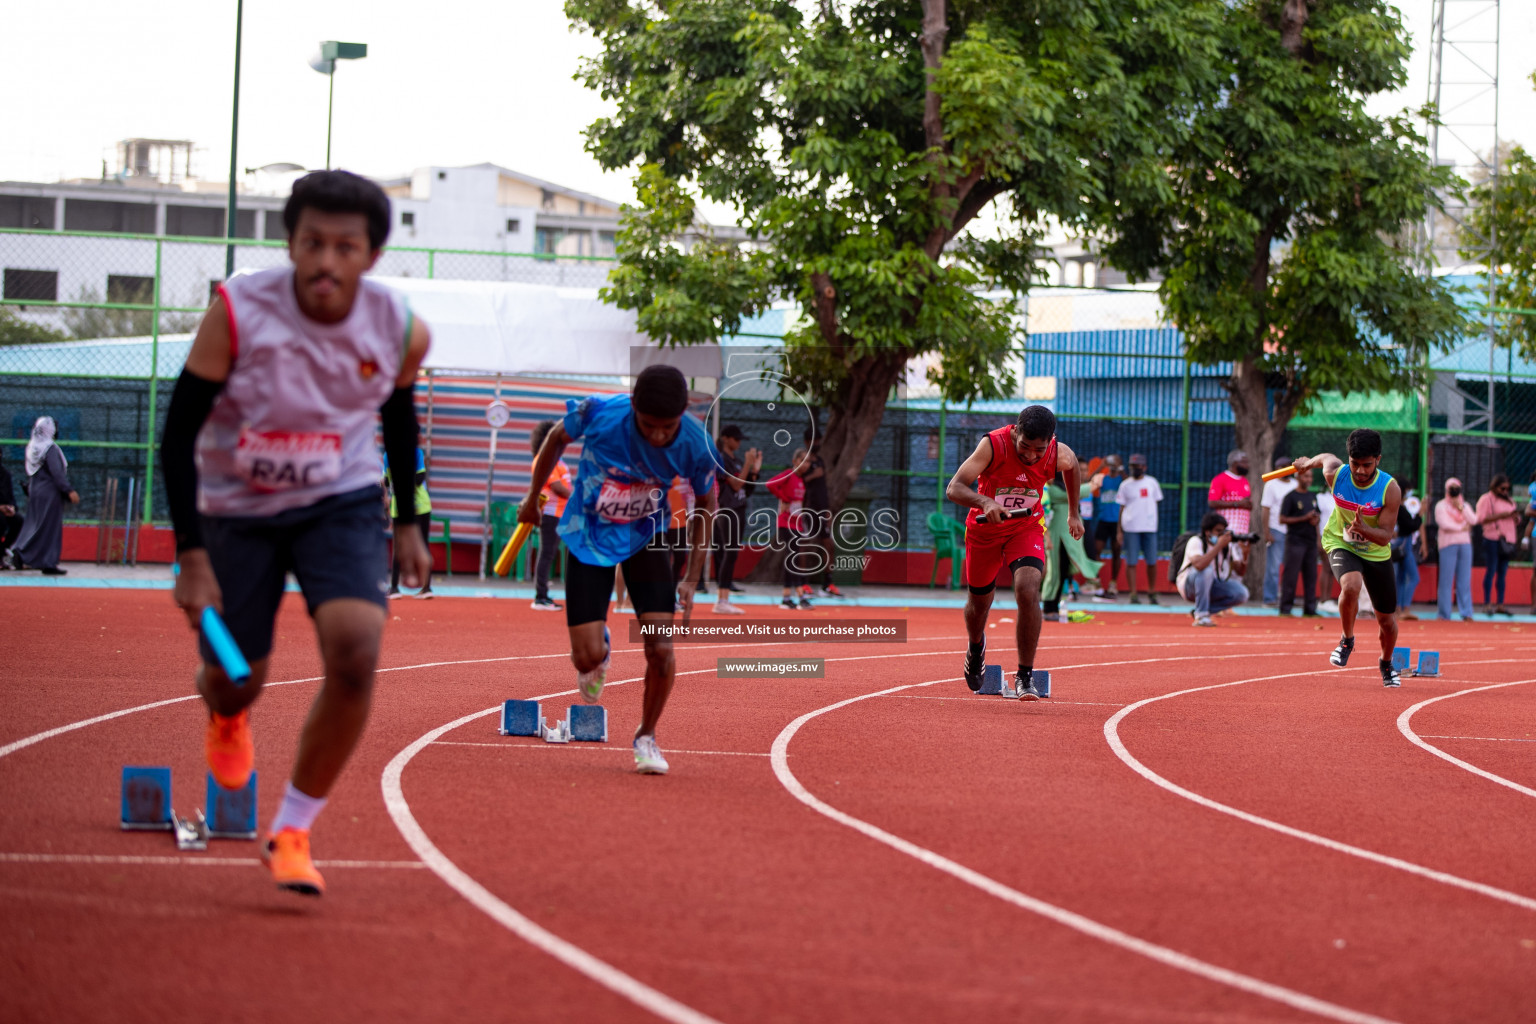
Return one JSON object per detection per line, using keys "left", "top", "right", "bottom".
{"left": 945, "top": 405, "right": 1083, "bottom": 699}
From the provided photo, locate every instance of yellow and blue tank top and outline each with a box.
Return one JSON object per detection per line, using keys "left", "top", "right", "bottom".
{"left": 1322, "top": 467, "right": 1392, "bottom": 562}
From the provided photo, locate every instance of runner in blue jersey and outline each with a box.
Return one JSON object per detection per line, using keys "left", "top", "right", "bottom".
{"left": 519, "top": 365, "right": 718, "bottom": 774}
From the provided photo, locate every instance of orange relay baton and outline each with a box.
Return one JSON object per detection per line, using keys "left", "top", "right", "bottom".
{"left": 1261, "top": 465, "right": 1299, "bottom": 483}
{"left": 494, "top": 494, "right": 548, "bottom": 577}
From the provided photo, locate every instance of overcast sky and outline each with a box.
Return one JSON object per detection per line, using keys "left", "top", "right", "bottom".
{"left": 5, "top": 0, "right": 1532, "bottom": 219}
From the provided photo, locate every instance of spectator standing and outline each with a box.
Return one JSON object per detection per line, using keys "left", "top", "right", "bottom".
{"left": 1276, "top": 465, "right": 1320, "bottom": 615}
{"left": 1520, "top": 478, "right": 1536, "bottom": 614}
{"left": 1260, "top": 454, "right": 1297, "bottom": 605}
{"left": 766, "top": 460, "right": 811, "bottom": 609}
{"left": 1208, "top": 450, "right": 1253, "bottom": 534}
{"left": 1090, "top": 456, "right": 1123, "bottom": 598}
{"left": 1115, "top": 454, "right": 1163, "bottom": 604}
{"left": 8, "top": 416, "right": 80, "bottom": 575}
{"left": 710, "top": 425, "right": 759, "bottom": 615}
{"left": 386, "top": 446, "right": 435, "bottom": 599}
{"left": 1043, "top": 473, "right": 1102, "bottom": 621}
{"left": 529, "top": 420, "right": 572, "bottom": 611}
{"left": 1434, "top": 477, "right": 1478, "bottom": 621}
{"left": 798, "top": 429, "right": 842, "bottom": 598}
{"left": 1175, "top": 512, "right": 1249, "bottom": 626}
{"left": 1393, "top": 479, "right": 1423, "bottom": 621}
{"left": 1475, "top": 474, "right": 1519, "bottom": 616}
{"left": 0, "top": 447, "right": 22, "bottom": 565}
{"left": 1315, "top": 485, "right": 1337, "bottom": 610}
{"left": 666, "top": 476, "right": 696, "bottom": 585}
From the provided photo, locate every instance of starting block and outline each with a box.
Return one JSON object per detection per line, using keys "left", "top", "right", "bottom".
{"left": 978, "top": 664, "right": 1051, "bottom": 699}
{"left": 121, "top": 766, "right": 173, "bottom": 831}
{"left": 173, "top": 810, "right": 210, "bottom": 851}
{"left": 206, "top": 772, "right": 258, "bottom": 839}
{"left": 1392, "top": 646, "right": 1411, "bottom": 672}
{"left": 500, "top": 699, "right": 543, "bottom": 737}
{"left": 499, "top": 699, "right": 608, "bottom": 743}
{"left": 1413, "top": 651, "right": 1440, "bottom": 677}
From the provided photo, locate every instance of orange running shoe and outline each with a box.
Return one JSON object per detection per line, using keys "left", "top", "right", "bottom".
{"left": 262, "top": 827, "right": 325, "bottom": 896}
{"left": 205, "top": 710, "right": 254, "bottom": 790}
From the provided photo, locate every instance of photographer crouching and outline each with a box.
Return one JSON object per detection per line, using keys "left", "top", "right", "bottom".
{"left": 1174, "top": 513, "right": 1253, "bottom": 626}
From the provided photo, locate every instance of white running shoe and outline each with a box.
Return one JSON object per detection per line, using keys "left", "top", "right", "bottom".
{"left": 1192, "top": 614, "right": 1215, "bottom": 627}
{"left": 713, "top": 601, "right": 745, "bottom": 615}
{"left": 633, "top": 734, "right": 669, "bottom": 775}
{"left": 577, "top": 627, "right": 610, "bottom": 704}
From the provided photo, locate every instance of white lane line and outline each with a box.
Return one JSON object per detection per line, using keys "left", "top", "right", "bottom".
{"left": 1105, "top": 671, "right": 1536, "bottom": 913}
{"left": 1419, "top": 735, "right": 1536, "bottom": 743}
{"left": 1397, "top": 681, "right": 1536, "bottom": 800}
{"left": 890, "top": 696, "right": 1125, "bottom": 706}
{"left": 382, "top": 673, "right": 725, "bottom": 1024}
{"left": 433, "top": 742, "right": 770, "bottom": 757}
{"left": 0, "top": 852, "right": 423, "bottom": 868}
{"left": 770, "top": 678, "right": 1401, "bottom": 1024}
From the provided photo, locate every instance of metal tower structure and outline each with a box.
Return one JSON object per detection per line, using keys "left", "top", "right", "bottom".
{"left": 1423, "top": 0, "right": 1501, "bottom": 431}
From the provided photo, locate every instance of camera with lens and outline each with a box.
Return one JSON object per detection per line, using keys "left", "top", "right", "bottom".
{"left": 1226, "top": 531, "right": 1261, "bottom": 543}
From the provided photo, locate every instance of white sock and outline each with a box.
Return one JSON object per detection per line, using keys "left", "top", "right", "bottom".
{"left": 269, "top": 781, "right": 328, "bottom": 835}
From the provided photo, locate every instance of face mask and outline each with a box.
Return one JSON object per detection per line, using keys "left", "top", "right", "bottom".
{"left": 1448, "top": 486, "right": 1462, "bottom": 497}
{"left": 1130, "top": 466, "right": 1145, "bottom": 478}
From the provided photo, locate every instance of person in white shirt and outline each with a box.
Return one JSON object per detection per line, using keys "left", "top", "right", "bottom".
{"left": 1260, "top": 454, "right": 1298, "bottom": 605}
{"left": 1315, "top": 488, "right": 1337, "bottom": 609}
{"left": 1115, "top": 453, "right": 1164, "bottom": 604}
{"left": 1176, "top": 512, "right": 1249, "bottom": 626}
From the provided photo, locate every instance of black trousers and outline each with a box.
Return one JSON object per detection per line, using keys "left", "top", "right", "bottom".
{"left": 534, "top": 513, "right": 562, "bottom": 600}
{"left": 0, "top": 511, "right": 22, "bottom": 553}
{"left": 1280, "top": 534, "right": 1318, "bottom": 614}
{"left": 712, "top": 506, "right": 744, "bottom": 591}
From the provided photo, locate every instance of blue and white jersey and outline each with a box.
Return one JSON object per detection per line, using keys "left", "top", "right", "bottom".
{"left": 558, "top": 394, "right": 718, "bottom": 566}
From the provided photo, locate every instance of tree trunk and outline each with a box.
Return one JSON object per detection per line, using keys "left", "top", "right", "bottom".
{"left": 746, "top": 350, "right": 907, "bottom": 583}
{"left": 1226, "top": 356, "right": 1288, "bottom": 600}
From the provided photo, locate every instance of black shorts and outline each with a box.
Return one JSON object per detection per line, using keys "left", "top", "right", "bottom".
{"left": 1327, "top": 547, "right": 1397, "bottom": 615}
{"left": 1094, "top": 520, "right": 1121, "bottom": 545}
{"left": 565, "top": 543, "right": 675, "bottom": 627}
{"left": 200, "top": 485, "right": 389, "bottom": 664}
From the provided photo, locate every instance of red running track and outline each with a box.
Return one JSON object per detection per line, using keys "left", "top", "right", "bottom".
{"left": 3, "top": 590, "right": 1534, "bottom": 1023}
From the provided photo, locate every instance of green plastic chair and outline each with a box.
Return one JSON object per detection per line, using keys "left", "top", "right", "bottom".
{"left": 487, "top": 501, "right": 518, "bottom": 571}
{"left": 430, "top": 515, "right": 453, "bottom": 577}
{"left": 926, "top": 512, "right": 965, "bottom": 590}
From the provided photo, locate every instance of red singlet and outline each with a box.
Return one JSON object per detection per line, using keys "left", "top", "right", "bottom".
{"left": 961, "top": 427, "right": 1056, "bottom": 589}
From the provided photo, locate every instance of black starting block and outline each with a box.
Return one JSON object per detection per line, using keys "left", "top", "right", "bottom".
{"left": 500, "top": 700, "right": 608, "bottom": 743}
{"left": 978, "top": 665, "right": 1051, "bottom": 699}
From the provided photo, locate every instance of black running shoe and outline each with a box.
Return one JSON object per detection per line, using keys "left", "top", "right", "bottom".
{"left": 1014, "top": 670, "right": 1043, "bottom": 701}
{"left": 1380, "top": 659, "right": 1402, "bottom": 688}
{"left": 1330, "top": 635, "right": 1355, "bottom": 667}
{"left": 964, "top": 642, "right": 985, "bottom": 692}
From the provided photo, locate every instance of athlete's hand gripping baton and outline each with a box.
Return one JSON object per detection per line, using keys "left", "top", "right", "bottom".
{"left": 495, "top": 494, "right": 548, "bottom": 577}
{"left": 200, "top": 607, "right": 251, "bottom": 686}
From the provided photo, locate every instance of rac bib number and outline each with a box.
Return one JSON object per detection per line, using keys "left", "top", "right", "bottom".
{"left": 596, "top": 478, "right": 661, "bottom": 524}
{"left": 234, "top": 429, "right": 342, "bottom": 492}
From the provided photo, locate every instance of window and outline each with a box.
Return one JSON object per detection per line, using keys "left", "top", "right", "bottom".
{"left": 505, "top": 218, "right": 520, "bottom": 234}
{"left": 596, "top": 231, "right": 617, "bottom": 257}
{"left": 578, "top": 200, "right": 586, "bottom": 215}
{"left": 63, "top": 199, "right": 155, "bottom": 234}
{"left": 540, "top": 189, "right": 555, "bottom": 211}
{"left": 401, "top": 211, "right": 415, "bottom": 227}
{"left": 264, "top": 210, "right": 286, "bottom": 241}
{"left": 165, "top": 205, "right": 224, "bottom": 238}
{"left": 0, "top": 195, "right": 56, "bottom": 230}
{"left": 437, "top": 171, "right": 447, "bottom": 180}
{"left": 3, "top": 268, "right": 59, "bottom": 303}
{"left": 107, "top": 275, "right": 155, "bottom": 306}
{"left": 534, "top": 227, "right": 565, "bottom": 255}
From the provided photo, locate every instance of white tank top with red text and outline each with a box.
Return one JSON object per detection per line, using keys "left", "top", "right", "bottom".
{"left": 196, "top": 267, "right": 409, "bottom": 517}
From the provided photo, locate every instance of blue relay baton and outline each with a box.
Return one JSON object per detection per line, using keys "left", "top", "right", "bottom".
{"left": 200, "top": 606, "right": 251, "bottom": 685}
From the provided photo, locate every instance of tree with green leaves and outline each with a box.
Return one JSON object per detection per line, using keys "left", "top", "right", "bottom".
{"left": 0, "top": 307, "right": 67, "bottom": 347}
{"left": 1101, "top": 0, "right": 1471, "bottom": 587}
{"left": 1463, "top": 78, "right": 1536, "bottom": 357}
{"left": 569, "top": 0, "right": 1223, "bottom": 509}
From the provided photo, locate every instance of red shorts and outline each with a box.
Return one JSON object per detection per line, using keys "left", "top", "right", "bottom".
{"left": 963, "top": 523, "right": 1046, "bottom": 593}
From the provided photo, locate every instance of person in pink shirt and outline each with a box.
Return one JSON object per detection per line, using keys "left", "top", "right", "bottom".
{"left": 1433, "top": 477, "right": 1479, "bottom": 620}
{"left": 1474, "top": 474, "right": 1520, "bottom": 615}
{"left": 1208, "top": 450, "right": 1254, "bottom": 542}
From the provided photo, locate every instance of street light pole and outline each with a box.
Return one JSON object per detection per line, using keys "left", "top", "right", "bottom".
{"left": 326, "top": 71, "right": 336, "bottom": 169}
{"left": 309, "top": 42, "right": 367, "bottom": 170}
{"left": 225, "top": 0, "right": 244, "bottom": 278}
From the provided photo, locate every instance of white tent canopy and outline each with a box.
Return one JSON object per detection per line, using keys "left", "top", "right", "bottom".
{"left": 374, "top": 276, "right": 722, "bottom": 378}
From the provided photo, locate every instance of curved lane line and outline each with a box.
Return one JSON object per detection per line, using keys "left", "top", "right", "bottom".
{"left": 770, "top": 678, "right": 1401, "bottom": 1024}
{"left": 1104, "top": 670, "right": 1536, "bottom": 913}
{"left": 1397, "top": 680, "right": 1536, "bottom": 799}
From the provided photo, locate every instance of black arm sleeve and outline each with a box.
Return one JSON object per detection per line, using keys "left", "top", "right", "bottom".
{"left": 380, "top": 385, "right": 420, "bottom": 526}
{"left": 160, "top": 368, "right": 224, "bottom": 553}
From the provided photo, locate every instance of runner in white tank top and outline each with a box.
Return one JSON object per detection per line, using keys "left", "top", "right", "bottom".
{"left": 160, "top": 171, "right": 432, "bottom": 897}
